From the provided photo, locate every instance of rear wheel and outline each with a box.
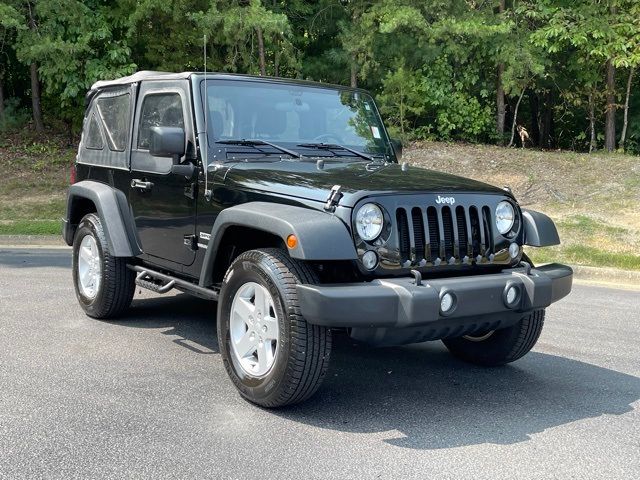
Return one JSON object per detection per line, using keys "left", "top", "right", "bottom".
{"left": 442, "top": 309, "right": 545, "bottom": 366}
{"left": 217, "top": 248, "right": 332, "bottom": 408}
{"left": 72, "top": 213, "right": 135, "bottom": 319}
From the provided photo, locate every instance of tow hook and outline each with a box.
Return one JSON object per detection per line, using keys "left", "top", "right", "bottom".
{"left": 520, "top": 261, "right": 532, "bottom": 275}
{"left": 411, "top": 269, "right": 423, "bottom": 286}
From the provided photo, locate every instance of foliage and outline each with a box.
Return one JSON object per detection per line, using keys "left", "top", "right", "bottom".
{"left": 0, "top": 0, "right": 638, "bottom": 154}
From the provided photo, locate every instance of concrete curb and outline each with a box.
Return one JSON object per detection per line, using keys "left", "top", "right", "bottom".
{"left": 570, "top": 265, "right": 640, "bottom": 288}
{"left": 1, "top": 235, "right": 638, "bottom": 288}
{"left": 0, "top": 235, "right": 67, "bottom": 247}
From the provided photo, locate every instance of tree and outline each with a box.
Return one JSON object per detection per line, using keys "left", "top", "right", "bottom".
{"left": 525, "top": 0, "right": 639, "bottom": 152}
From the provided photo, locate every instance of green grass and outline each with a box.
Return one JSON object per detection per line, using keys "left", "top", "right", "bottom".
{"left": 528, "top": 245, "right": 640, "bottom": 271}
{"left": 0, "top": 220, "right": 61, "bottom": 235}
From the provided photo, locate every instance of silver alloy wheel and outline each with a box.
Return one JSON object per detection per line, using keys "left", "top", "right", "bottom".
{"left": 462, "top": 331, "right": 495, "bottom": 342}
{"left": 229, "top": 281, "right": 279, "bottom": 377}
{"left": 77, "top": 234, "right": 102, "bottom": 299}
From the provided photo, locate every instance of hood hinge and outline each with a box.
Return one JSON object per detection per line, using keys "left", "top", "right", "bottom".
{"left": 324, "top": 185, "right": 343, "bottom": 213}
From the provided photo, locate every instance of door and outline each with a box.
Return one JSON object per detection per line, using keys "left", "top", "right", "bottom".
{"left": 129, "top": 81, "right": 198, "bottom": 266}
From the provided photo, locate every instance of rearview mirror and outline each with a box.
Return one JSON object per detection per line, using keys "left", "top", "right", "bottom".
{"left": 390, "top": 138, "right": 403, "bottom": 161}
{"left": 149, "top": 126, "right": 186, "bottom": 161}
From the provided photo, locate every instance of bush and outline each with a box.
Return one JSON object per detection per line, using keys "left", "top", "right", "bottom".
{"left": 0, "top": 98, "right": 31, "bottom": 132}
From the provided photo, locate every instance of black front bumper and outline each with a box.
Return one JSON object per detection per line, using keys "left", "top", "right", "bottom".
{"left": 297, "top": 264, "right": 572, "bottom": 336}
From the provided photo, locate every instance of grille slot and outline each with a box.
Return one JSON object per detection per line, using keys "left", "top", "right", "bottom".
{"left": 396, "top": 208, "right": 410, "bottom": 265}
{"left": 426, "top": 207, "right": 439, "bottom": 260}
{"left": 411, "top": 208, "right": 425, "bottom": 262}
{"left": 396, "top": 204, "right": 494, "bottom": 266}
{"left": 441, "top": 207, "right": 454, "bottom": 259}
{"left": 456, "top": 206, "right": 469, "bottom": 258}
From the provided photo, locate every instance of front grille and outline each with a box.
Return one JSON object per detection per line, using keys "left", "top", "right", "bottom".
{"left": 396, "top": 204, "right": 494, "bottom": 266}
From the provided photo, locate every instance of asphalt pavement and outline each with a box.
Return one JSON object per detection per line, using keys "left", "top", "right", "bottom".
{"left": 1, "top": 248, "right": 639, "bottom": 479}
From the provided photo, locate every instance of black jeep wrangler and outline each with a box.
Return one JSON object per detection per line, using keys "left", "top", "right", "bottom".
{"left": 63, "top": 71, "right": 573, "bottom": 407}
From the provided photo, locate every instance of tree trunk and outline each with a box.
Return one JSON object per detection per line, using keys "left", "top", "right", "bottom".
{"left": 256, "top": 26, "right": 266, "bottom": 76}
{"left": 27, "top": 2, "right": 44, "bottom": 132}
{"left": 497, "top": 63, "right": 505, "bottom": 143}
{"left": 604, "top": 59, "right": 616, "bottom": 151}
{"left": 350, "top": 55, "right": 357, "bottom": 88}
{"left": 528, "top": 92, "right": 541, "bottom": 147}
{"left": 29, "top": 62, "right": 44, "bottom": 132}
{"left": 620, "top": 67, "right": 634, "bottom": 150}
{"left": 508, "top": 87, "right": 527, "bottom": 147}
{"left": 588, "top": 93, "right": 596, "bottom": 153}
{"left": 496, "top": 0, "right": 505, "bottom": 143}
{"left": 0, "top": 77, "right": 5, "bottom": 119}
{"left": 541, "top": 90, "right": 554, "bottom": 149}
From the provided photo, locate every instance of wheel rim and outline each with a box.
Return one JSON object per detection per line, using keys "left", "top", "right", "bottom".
{"left": 229, "top": 281, "right": 279, "bottom": 377}
{"left": 77, "top": 234, "right": 102, "bottom": 299}
{"left": 462, "top": 331, "right": 495, "bottom": 342}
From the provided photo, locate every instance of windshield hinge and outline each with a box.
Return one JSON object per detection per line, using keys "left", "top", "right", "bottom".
{"left": 324, "top": 185, "right": 343, "bottom": 213}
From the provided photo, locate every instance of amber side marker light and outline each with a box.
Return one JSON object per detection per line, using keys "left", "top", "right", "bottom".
{"left": 286, "top": 235, "right": 298, "bottom": 249}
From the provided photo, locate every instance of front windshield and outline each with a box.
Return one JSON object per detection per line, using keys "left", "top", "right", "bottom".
{"left": 201, "top": 79, "right": 390, "bottom": 158}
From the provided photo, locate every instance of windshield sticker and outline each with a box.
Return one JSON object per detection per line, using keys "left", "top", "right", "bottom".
{"left": 370, "top": 126, "right": 381, "bottom": 139}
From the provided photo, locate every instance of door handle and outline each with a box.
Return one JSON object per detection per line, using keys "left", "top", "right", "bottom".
{"left": 131, "top": 179, "right": 154, "bottom": 191}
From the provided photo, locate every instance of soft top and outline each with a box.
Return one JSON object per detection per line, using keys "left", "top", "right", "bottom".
{"left": 91, "top": 71, "right": 193, "bottom": 90}
{"left": 90, "top": 70, "right": 361, "bottom": 92}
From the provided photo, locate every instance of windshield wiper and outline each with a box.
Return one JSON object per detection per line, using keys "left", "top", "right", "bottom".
{"left": 217, "top": 139, "right": 302, "bottom": 159}
{"left": 297, "top": 143, "right": 374, "bottom": 161}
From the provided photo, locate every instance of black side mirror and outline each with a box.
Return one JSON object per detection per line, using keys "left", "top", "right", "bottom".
{"left": 149, "top": 126, "right": 186, "bottom": 162}
{"left": 390, "top": 138, "right": 403, "bottom": 161}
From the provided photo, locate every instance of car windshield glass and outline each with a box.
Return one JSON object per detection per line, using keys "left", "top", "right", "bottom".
{"left": 201, "top": 79, "right": 389, "bottom": 158}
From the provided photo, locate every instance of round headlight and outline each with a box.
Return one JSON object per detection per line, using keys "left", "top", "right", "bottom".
{"left": 356, "top": 203, "right": 384, "bottom": 241}
{"left": 495, "top": 201, "right": 515, "bottom": 235}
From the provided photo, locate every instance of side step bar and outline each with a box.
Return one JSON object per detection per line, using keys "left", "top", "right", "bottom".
{"left": 128, "top": 265, "right": 218, "bottom": 301}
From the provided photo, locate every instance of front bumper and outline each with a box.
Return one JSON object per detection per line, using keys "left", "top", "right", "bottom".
{"left": 297, "top": 263, "right": 572, "bottom": 334}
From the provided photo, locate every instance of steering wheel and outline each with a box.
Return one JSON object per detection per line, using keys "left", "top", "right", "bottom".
{"left": 312, "top": 133, "right": 343, "bottom": 144}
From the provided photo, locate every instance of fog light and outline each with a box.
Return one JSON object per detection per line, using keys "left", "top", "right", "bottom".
{"left": 440, "top": 292, "right": 456, "bottom": 315}
{"left": 362, "top": 250, "right": 378, "bottom": 270}
{"left": 509, "top": 242, "right": 520, "bottom": 259}
{"left": 505, "top": 285, "right": 519, "bottom": 306}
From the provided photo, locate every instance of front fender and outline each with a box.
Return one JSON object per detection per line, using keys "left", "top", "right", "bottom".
{"left": 522, "top": 209, "right": 561, "bottom": 247}
{"left": 199, "top": 202, "right": 357, "bottom": 287}
{"left": 63, "top": 180, "right": 141, "bottom": 257}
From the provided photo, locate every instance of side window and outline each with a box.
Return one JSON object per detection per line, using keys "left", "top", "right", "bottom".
{"left": 85, "top": 113, "right": 104, "bottom": 150}
{"left": 137, "top": 93, "right": 184, "bottom": 150}
{"left": 96, "top": 94, "right": 131, "bottom": 151}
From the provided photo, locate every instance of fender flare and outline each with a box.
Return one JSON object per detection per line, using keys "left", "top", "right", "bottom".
{"left": 63, "top": 180, "right": 141, "bottom": 257}
{"left": 199, "top": 202, "right": 357, "bottom": 287}
{"left": 522, "top": 209, "right": 561, "bottom": 247}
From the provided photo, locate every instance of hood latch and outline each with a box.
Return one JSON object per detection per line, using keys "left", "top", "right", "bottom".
{"left": 324, "top": 184, "right": 343, "bottom": 213}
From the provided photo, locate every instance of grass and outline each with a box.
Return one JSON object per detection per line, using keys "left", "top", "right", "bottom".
{"left": 0, "top": 130, "right": 72, "bottom": 237}
{"left": 1, "top": 131, "right": 639, "bottom": 270}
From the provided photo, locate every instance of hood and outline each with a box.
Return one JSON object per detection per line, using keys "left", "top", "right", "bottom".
{"left": 221, "top": 159, "right": 510, "bottom": 208}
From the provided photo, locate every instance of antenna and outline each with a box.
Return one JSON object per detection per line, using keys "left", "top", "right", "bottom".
{"left": 203, "top": 34, "right": 212, "bottom": 201}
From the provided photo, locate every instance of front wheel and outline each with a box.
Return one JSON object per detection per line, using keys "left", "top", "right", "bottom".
{"left": 442, "top": 310, "right": 545, "bottom": 366}
{"left": 217, "top": 248, "right": 332, "bottom": 408}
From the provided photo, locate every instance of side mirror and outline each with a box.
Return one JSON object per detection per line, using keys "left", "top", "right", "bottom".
{"left": 149, "top": 126, "right": 186, "bottom": 162}
{"left": 390, "top": 138, "right": 403, "bottom": 161}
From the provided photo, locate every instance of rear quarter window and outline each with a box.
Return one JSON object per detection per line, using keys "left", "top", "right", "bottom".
{"left": 84, "top": 113, "right": 104, "bottom": 150}
{"left": 96, "top": 93, "right": 131, "bottom": 151}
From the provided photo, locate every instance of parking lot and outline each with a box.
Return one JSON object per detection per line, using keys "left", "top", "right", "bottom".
{"left": 1, "top": 248, "right": 639, "bottom": 479}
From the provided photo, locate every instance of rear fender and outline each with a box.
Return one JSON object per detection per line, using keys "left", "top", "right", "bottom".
{"left": 63, "top": 180, "right": 141, "bottom": 257}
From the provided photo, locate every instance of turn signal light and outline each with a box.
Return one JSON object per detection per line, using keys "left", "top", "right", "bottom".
{"left": 286, "top": 234, "right": 298, "bottom": 249}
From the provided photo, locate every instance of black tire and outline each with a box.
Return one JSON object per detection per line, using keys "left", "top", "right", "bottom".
{"left": 217, "top": 248, "right": 332, "bottom": 408}
{"left": 442, "top": 310, "right": 545, "bottom": 366}
{"left": 72, "top": 213, "right": 135, "bottom": 319}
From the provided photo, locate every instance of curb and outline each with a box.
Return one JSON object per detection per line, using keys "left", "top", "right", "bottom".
{"left": 570, "top": 265, "right": 640, "bottom": 289}
{"left": 0, "top": 235, "right": 67, "bottom": 247}
{"left": 1, "top": 236, "right": 638, "bottom": 288}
